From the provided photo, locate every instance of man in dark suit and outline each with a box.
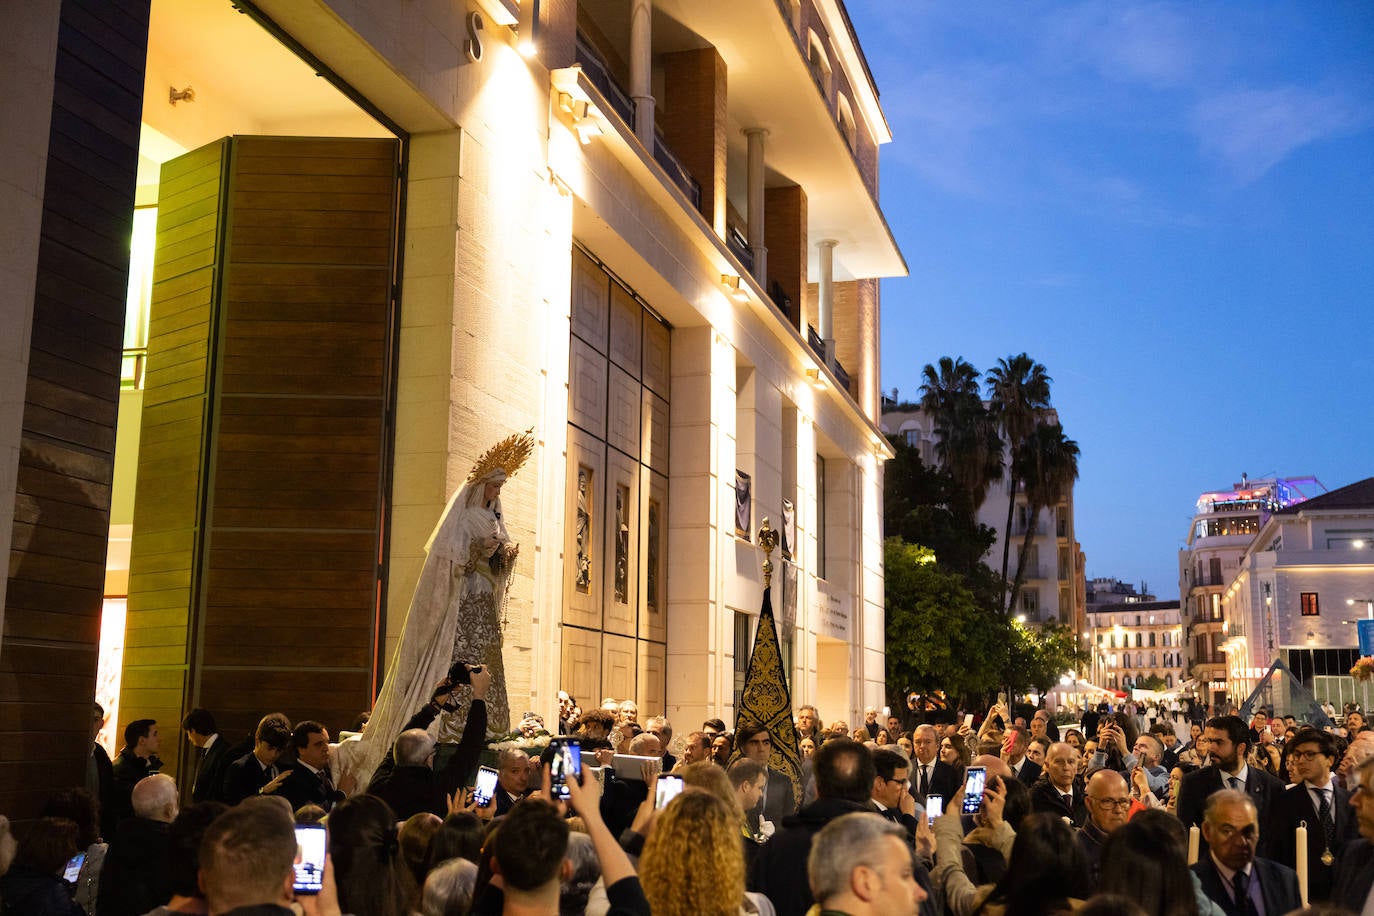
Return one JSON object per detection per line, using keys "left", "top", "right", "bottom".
{"left": 368, "top": 668, "right": 490, "bottom": 819}
{"left": 222, "top": 718, "right": 290, "bottom": 804}
{"left": 737, "top": 723, "right": 798, "bottom": 829}
{"left": 1193, "top": 789, "right": 1301, "bottom": 916}
{"left": 277, "top": 720, "right": 346, "bottom": 813}
{"left": 909, "top": 725, "right": 960, "bottom": 803}
{"left": 871, "top": 749, "right": 920, "bottom": 841}
{"left": 494, "top": 747, "right": 532, "bottom": 816}
{"left": 1266, "top": 727, "right": 1359, "bottom": 902}
{"left": 1331, "top": 754, "right": 1374, "bottom": 910}
{"left": 1030, "top": 740, "right": 1087, "bottom": 826}
{"left": 1002, "top": 728, "right": 1042, "bottom": 786}
{"left": 182, "top": 708, "right": 232, "bottom": 804}
{"left": 1176, "top": 715, "right": 1284, "bottom": 860}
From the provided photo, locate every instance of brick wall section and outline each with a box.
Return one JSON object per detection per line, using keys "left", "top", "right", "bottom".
{"left": 661, "top": 48, "right": 728, "bottom": 235}
{"left": 764, "top": 184, "right": 808, "bottom": 331}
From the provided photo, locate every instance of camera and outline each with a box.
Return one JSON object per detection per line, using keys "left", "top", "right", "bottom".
{"left": 447, "top": 661, "right": 484, "bottom": 685}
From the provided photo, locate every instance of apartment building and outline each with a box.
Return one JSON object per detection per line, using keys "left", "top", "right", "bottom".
{"left": 0, "top": 0, "right": 904, "bottom": 816}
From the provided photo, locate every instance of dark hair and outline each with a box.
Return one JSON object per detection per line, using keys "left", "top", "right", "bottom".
{"left": 14, "top": 818, "right": 79, "bottom": 875}
{"left": 349, "top": 711, "right": 371, "bottom": 733}
{"left": 1205, "top": 715, "right": 1249, "bottom": 751}
{"left": 575, "top": 709, "right": 615, "bottom": 733}
{"left": 814, "top": 739, "right": 877, "bottom": 805}
{"left": 167, "top": 802, "right": 228, "bottom": 897}
{"left": 1149, "top": 723, "right": 1173, "bottom": 738}
{"left": 41, "top": 788, "right": 100, "bottom": 848}
{"left": 1098, "top": 810, "right": 1198, "bottom": 916}
{"left": 256, "top": 720, "right": 291, "bottom": 751}
{"left": 399, "top": 813, "right": 442, "bottom": 895}
{"left": 703, "top": 718, "right": 727, "bottom": 733}
{"left": 1288, "top": 727, "right": 1339, "bottom": 760}
{"left": 490, "top": 798, "right": 570, "bottom": 891}
{"left": 183, "top": 708, "right": 217, "bottom": 736}
{"left": 329, "top": 794, "right": 413, "bottom": 916}
{"left": 980, "top": 813, "right": 1091, "bottom": 916}
{"left": 292, "top": 720, "right": 327, "bottom": 750}
{"left": 999, "top": 776, "right": 1032, "bottom": 832}
{"left": 872, "top": 749, "right": 908, "bottom": 783}
{"left": 426, "top": 812, "right": 485, "bottom": 872}
{"left": 124, "top": 718, "right": 156, "bottom": 748}
{"left": 727, "top": 759, "right": 765, "bottom": 789}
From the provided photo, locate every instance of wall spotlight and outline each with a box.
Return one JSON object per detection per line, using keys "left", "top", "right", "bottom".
{"left": 169, "top": 86, "right": 195, "bottom": 105}
{"left": 517, "top": 0, "right": 541, "bottom": 58}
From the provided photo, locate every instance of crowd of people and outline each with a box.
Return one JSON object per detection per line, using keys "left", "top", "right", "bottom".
{"left": 5, "top": 677, "right": 1374, "bottom": 916}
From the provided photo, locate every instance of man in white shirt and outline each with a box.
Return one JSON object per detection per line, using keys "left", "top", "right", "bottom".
{"left": 1266, "top": 728, "right": 1359, "bottom": 903}
{"left": 909, "top": 725, "right": 959, "bottom": 802}
{"left": 1194, "top": 789, "right": 1300, "bottom": 916}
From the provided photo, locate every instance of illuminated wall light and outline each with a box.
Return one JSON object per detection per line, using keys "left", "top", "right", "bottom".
{"left": 720, "top": 273, "right": 748, "bottom": 302}
{"left": 516, "top": 0, "right": 541, "bottom": 58}
{"left": 804, "top": 368, "right": 824, "bottom": 389}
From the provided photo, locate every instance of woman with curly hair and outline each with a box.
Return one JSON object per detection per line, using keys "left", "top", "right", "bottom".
{"left": 329, "top": 794, "right": 416, "bottom": 916}
{"left": 639, "top": 789, "right": 774, "bottom": 916}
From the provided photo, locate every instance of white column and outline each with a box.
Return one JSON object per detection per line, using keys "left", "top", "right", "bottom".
{"left": 630, "top": 0, "right": 655, "bottom": 150}
{"left": 745, "top": 128, "right": 768, "bottom": 283}
{"left": 818, "top": 239, "right": 836, "bottom": 369}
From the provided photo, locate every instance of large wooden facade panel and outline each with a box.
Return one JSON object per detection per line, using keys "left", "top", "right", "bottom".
{"left": 1, "top": 0, "right": 150, "bottom": 820}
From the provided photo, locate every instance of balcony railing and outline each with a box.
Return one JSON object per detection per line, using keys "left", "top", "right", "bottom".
{"left": 1012, "top": 521, "right": 1045, "bottom": 536}
{"left": 726, "top": 225, "right": 754, "bottom": 276}
{"left": 575, "top": 34, "right": 633, "bottom": 126}
{"left": 653, "top": 129, "right": 702, "bottom": 211}
{"left": 807, "top": 324, "right": 826, "bottom": 363}
{"left": 768, "top": 280, "right": 796, "bottom": 327}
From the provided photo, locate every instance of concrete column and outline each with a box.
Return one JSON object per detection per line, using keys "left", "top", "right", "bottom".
{"left": 745, "top": 128, "right": 768, "bottom": 283}
{"left": 818, "top": 239, "right": 837, "bottom": 368}
{"left": 630, "top": 0, "right": 655, "bottom": 149}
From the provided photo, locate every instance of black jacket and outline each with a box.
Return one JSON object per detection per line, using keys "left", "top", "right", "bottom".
{"left": 1332, "top": 838, "right": 1374, "bottom": 912}
{"left": 749, "top": 797, "right": 872, "bottom": 915}
{"left": 1265, "top": 781, "right": 1359, "bottom": 903}
{"left": 1191, "top": 855, "right": 1301, "bottom": 916}
{"left": 909, "top": 759, "right": 960, "bottom": 801}
{"left": 107, "top": 749, "right": 161, "bottom": 829}
{"left": 192, "top": 734, "right": 234, "bottom": 803}
{"left": 368, "top": 699, "right": 488, "bottom": 819}
{"left": 222, "top": 752, "right": 279, "bottom": 805}
{"left": 0, "top": 864, "right": 84, "bottom": 916}
{"left": 1029, "top": 776, "right": 1087, "bottom": 827}
{"left": 1175, "top": 764, "right": 1284, "bottom": 859}
{"left": 97, "top": 816, "right": 172, "bottom": 916}
{"left": 277, "top": 763, "right": 343, "bottom": 813}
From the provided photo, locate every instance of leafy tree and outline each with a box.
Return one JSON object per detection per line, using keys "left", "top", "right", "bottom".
{"left": 884, "top": 538, "right": 1006, "bottom": 707}
{"left": 1007, "top": 621, "right": 1091, "bottom": 695}
{"left": 883, "top": 438, "right": 996, "bottom": 576}
{"left": 986, "top": 354, "right": 1052, "bottom": 611}
{"left": 1136, "top": 674, "right": 1167, "bottom": 692}
{"left": 918, "top": 358, "right": 1002, "bottom": 522}
{"left": 1006, "top": 423, "right": 1081, "bottom": 615}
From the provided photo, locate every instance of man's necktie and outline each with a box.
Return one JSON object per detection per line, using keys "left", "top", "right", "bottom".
{"left": 919, "top": 765, "right": 930, "bottom": 798}
{"left": 1317, "top": 788, "right": 1335, "bottom": 847}
{"left": 1232, "top": 868, "right": 1257, "bottom": 916}
{"left": 1228, "top": 776, "right": 1242, "bottom": 791}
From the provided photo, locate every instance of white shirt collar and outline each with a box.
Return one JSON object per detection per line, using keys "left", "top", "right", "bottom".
{"left": 1209, "top": 850, "right": 1253, "bottom": 884}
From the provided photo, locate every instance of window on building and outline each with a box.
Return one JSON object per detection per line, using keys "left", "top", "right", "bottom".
{"left": 732, "top": 612, "right": 752, "bottom": 712}
{"left": 1135, "top": 633, "right": 1142, "bottom": 648}
{"left": 1022, "top": 589, "right": 1039, "bottom": 617}
{"left": 1210, "top": 594, "right": 1222, "bottom": 620}
{"left": 1301, "top": 592, "right": 1320, "bottom": 617}
{"left": 1149, "top": 632, "right": 1156, "bottom": 647}
{"left": 1209, "top": 556, "right": 1222, "bottom": 584}
{"left": 1166, "top": 674, "right": 1174, "bottom": 688}
{"left": 1151, "top": 652, "right": 1157, "bottom": 667}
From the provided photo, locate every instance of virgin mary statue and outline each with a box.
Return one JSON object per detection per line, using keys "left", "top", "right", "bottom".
{"left": 350, "top": 430, "right": 533, "bottom": 787}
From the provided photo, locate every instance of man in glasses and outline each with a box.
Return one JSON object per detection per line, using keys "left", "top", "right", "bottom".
{"left": 1195, "top": 789, "right": 1300, "bottom": 916}
{"left": 1077, "top": 768, "right": 1131, "bottom": 889}
{"left": 1266, "top": 727, "right": 1357, "bottom": 903}
{"left": 1333, "top": 755, "right": 1374, "bottom": 910}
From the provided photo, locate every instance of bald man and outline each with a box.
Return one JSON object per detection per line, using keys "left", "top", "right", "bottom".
{"left": 99, "top": 774, "right": 178, "bottom": 916}
{"left": 1030, "top": 741, "right": 1086, "bottom": 826}
{"left": 1078, "top": 769, "right": 1130, "bottom": 889}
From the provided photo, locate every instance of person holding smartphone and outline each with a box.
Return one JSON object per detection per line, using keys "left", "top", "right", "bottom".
{"left": 366, "top": 668, "right": 491, "bottom": 819}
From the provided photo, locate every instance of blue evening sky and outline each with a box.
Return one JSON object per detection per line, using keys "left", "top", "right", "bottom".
{"left": 848, "top": 1, "right": 1374, "bottom": 598}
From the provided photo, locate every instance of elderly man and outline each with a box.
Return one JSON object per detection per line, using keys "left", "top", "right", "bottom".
{"left": 1176, "top": 715, "right": 1284, "bottom": 859}
{"left": 1030, "top": 741, "right": 1086, "bottom": 826}
{"left": 1333, "top": 755, "right": 1374, "bottom": 909}
{"left": 808, "top": 813, "right": 928, "bottom": 916}
{"left": 677, "top": 730, "right": 712, "bottom": 767}
{"left": 368, "top": 670, "right": 490, "bottom": 818}
{"left": 796, "top": 705, "right": 822, "bottom": 743}
{"left": 494, "top": 748, "right": 532, "bottom": 815}
{"left": 99, "top": 773, "right": 178, "bottom": 916}
{"left": 871, "top": 749, "right": 920, "bottom": 841}
{"left": 858, "top": 706, "right": 881, "bottom": 740}
{"left": 1338, "top": 729, "right": 1374, "bottom": 790}
{"left": 1078, "top": 768, "right": 1130, "bottom": 888}
{"left": 909, "top": 725, "right": 960, "bottom": 802}
{"left": 1030, "top": 708, "right": 1060, "bottom": 742}
{"left": 1002, "top": 728, "right": 1042, "bottom": 786}
{"left": 1194, "top": 789, "right": 1301, "bottom": 916}
{"left": 617, "top": 699, "right": 640, "bottom": 726}
{"left": 645, "top": 716, "right": 675, "bottom": 770}
{"left": 1266, "top": 727, "right": 1359, "bottom": 903}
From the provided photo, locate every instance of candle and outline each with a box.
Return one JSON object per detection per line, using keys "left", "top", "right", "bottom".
{"left": 1296, "top": 823, "right": 1308, "bottom": 906}
{"left": 1187, "top": 825, "right": 1199, "bottom": 865}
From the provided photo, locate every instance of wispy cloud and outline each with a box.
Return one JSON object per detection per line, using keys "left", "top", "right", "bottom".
{"left": 1040, "top": 1, "right": 1203, "bottom": 89}
{"left": 1190, "top": 86, "right": 1368, "bottom": 185}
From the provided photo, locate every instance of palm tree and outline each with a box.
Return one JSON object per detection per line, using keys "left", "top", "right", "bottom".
{"left": 918, "top": 357, "right": 1002, "bottom": 524}
{"left": 1006, "top": 423, "right": 1080, "bottom": 617}
{"left": 986, "top": 354, "right": 1052, "bottom": 611}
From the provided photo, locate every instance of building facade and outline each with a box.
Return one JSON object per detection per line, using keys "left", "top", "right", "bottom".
{"left": 0, "top": 0, "right": 904, "bottom": 816}
{"left": 1222, "top": 477, "right": 1374, "bottom": 712}
{"left": 1178, "top": 476, "right": 1321, "bottom": 708}
{"left": 1084, "top": 597, "right": 1185, "bottom": 693}
{"left": 880, "top": 406, "right": 1085, "bottom": 632}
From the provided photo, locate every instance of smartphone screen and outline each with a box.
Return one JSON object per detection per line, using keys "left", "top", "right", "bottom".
{"left": 961, "top": 766, "right": 987, "bottom": 814}
{"left": 926, "top": 794, "right": 943, "bottom": 825}
{"left": 63, "top": 852, "right": 85, "bottom": 884}
{"left": 963, "top": 713, "right": 974, "bottom": 729}
{"left": 473, "top": 765, "right": 499, "bottom": 807}
{"left": 549, "top": 737, "right": 582, "bottom": 800}
{"left": 655, "top": 773, "right": 685, "bottom": 809}
{"left": 292, "top": 824, "right": 327, "bottom": 895}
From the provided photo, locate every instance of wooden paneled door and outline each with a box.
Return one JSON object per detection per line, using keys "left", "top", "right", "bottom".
{"left": 120, "top": 136, "right": 400, "bottom": 780}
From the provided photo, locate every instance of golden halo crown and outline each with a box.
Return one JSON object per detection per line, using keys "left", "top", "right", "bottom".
{"left": 467, "top": 428, "right": 536, "bottom": 484}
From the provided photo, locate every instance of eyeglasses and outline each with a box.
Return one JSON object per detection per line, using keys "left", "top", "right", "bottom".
{"left": 1289, "top": 750, "right": 1324, "bottom": 761}
{"left": 1089, "top": 796, "right": 1132, "bottom": 810}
